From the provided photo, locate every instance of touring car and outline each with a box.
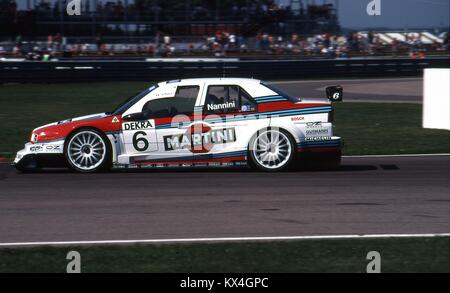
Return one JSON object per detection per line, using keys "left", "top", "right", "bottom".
{"left": 13, "top": 78, "right": 343, "bottom": 173}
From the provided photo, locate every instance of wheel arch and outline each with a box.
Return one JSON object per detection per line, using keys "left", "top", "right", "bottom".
{"left": 64, "top": 126, "right": 112, "bottom": 149}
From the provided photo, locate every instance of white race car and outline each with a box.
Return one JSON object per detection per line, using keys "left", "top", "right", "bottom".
{"left": 13, "top": 78, "right": 343, "bottom": 173}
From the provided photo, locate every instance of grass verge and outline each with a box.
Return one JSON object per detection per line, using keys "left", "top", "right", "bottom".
{"left": 0, "top": 237, "right": 449, "bottom": 273}
{"left": 333, "top": 103, "right": 450, "bottom": 155}
{"left": 0, "top": 82, "right": 449, "bottom": 156}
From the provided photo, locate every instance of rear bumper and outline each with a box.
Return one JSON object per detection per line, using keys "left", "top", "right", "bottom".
{"left": 297, "top": 136, "right": 342, "bottom": 154}
{"left": 295, "top": 137, "right": 342, "bottom": 169}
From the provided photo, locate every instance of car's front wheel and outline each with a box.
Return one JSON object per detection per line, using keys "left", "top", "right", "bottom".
{"left": 249, "top": 128, "right": 295, "bottom": 172}
{"left": 65, "top": 129, "right": 111, "bottom": 173}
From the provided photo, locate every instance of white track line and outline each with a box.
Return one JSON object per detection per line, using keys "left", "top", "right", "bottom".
{"left": 1, "top": 233, "right": 449, "bottom": 247}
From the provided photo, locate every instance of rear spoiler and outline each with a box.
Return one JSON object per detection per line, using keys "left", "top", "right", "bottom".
{"left": 326, "top": 85, "right": 343, "bottom": 102}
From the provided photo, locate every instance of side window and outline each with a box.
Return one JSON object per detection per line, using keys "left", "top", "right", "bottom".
{"left": 142, "top": 86, "right": 199, "bottom": 117}
{"left": 204, "top": 85, "right": 256, "bottom": 114}
{"left": 174, "top": 86, "right": 200, "bottom": 113}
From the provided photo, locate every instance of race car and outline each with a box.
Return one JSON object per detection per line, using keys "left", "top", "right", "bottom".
{"left": 13, "top": 78, "right": 343, "bottom": 173}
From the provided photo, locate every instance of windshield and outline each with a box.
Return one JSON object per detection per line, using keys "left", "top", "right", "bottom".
{"left": 107, "top": 85, "right": 158, "bottom": 115}
{"left": 261, "top": 82, "right": 299, "bottom": 102}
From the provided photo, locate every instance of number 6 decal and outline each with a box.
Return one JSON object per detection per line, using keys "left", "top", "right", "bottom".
{"left": 133, "top": 131, "right": 149, "bottom": 151}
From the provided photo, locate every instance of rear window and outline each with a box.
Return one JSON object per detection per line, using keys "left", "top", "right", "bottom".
{"left": 261, "top": 82, "right": 299, "bottom": 102}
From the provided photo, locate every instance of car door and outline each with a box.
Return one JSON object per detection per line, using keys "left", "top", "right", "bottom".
{"left": 199, "top": 84, "right": 267, "bottom": 160}
{"left": 121, "top": 117, "right": 158, "bottom": 157}
{"left": 130, "top": 85, "right": 200, "bottom": 164}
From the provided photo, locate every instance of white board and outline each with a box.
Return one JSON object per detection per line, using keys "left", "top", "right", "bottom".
{"left": 423, "top": 68, "right": 450, "bottom": 130}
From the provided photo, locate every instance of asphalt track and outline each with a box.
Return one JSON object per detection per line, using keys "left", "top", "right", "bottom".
{"left": 272, "top": 77, "right": 422, "bottom": 103}
{"left": 0, "top": 155, "right": 449, "bottom": 244}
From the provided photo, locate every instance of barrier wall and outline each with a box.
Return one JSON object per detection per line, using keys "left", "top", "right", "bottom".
{"left": 1, "top": 57, "right": 449, "bottom": 83}
{"left": 423, "top": 68, "right": 450, "bottom": 131}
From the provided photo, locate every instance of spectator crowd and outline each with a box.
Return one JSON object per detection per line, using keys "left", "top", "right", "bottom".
{"left": 1, "top": 30, "right": 448, "bottom": 60}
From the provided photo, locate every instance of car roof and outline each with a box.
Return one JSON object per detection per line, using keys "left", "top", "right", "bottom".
{"left": 157, "top": 77, "right": 262, "bottom": 86}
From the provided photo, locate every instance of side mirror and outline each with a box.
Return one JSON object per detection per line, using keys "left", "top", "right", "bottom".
{"left": 326, "top": 85, "right": 343, "bottom": 102}
{"left": 122, "top": 112, "right": 146, "bottom": 121}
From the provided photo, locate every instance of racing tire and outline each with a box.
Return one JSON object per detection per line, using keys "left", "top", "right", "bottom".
{"left": 64, "top": 129, "right": 112, "bottom": 173}
{"left": 248, "top": 128, "right": 296, "bottom": 172}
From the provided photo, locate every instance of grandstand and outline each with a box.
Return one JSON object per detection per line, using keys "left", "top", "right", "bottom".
{"left": 0, "top": 0, "right": 448, "bottom": 59}
{"left": 1, "top": 0, "right": 339, "bottom": 38}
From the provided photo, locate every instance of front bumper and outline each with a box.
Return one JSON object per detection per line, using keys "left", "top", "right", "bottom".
{"left": 13, "top": 141, "right": 65, "bottom": 170}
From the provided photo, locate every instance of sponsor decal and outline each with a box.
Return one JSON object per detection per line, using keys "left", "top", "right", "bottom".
{"left": 113, "top": 159, "right": 247, "bottom": 169}
{"left": 305, "top": 136, "right": 331, "bottom": 142}
{"left": 306, "top": 129, "right": 329, "bottom": 135}
{"left": 306, "top": 122, "right": 322, "bottom": 127}
{"left": 206, "top": 101, "right": 236, "bottom": 111}
{"left": 195, "top": 163, "right": 208, "bottom": 167}
{"left": 164, "top": 124, "right": 236, "bottom": 153}
{"left": 154, "top": 86, "right": 177, "bottom": 98}
{"left": 30, "top": 146, "right": 43, "bottom": 152}
{"left": 305, "top": 122, "right": 329, "bottom": 135}
{"left": 112, "top": 116, "right": 120, "bottom": 123}
{"left": 29, "top": 144, "right": 61, "bottom": 153}
{"left": 155, "top": 92, "right": 175, "bottom": 97}
{"left": 291, "top": 116, "right": 305, "bottom": 121}
{"left": 45, "top": 145, "right": 62, "bottom": 152}
{"left": 58, "top": 119, "right": 72, "bottom": 125}
{"left": 155, "top": 92, "right": 173, "bottom": 97}
{"left": 122, "top": 120, "right": 154, "bottom": 131}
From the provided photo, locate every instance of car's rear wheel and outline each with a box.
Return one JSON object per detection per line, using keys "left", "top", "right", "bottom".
{"left": 65, "top": 129, "right": 111, "bottom": 173}
{"left": 249, "top": 129, "right": 295, "bottom": 172}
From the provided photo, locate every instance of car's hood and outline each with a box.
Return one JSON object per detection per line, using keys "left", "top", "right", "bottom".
{"left": 33, "top": 113, "right": 108, "bottom": 132}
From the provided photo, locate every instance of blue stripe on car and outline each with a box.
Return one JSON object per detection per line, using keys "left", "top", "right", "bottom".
{"left": 155, "top": 106, "right": 331, "bottom": 129}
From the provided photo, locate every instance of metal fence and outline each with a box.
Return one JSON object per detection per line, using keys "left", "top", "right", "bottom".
{"left": 1, "top": 57, "right": 449, "bottom": 83}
